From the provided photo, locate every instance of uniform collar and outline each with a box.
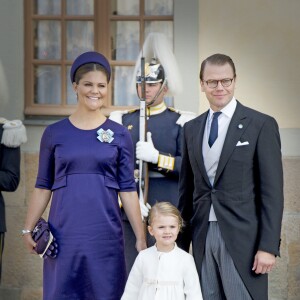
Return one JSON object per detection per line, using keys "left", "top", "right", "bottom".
{"left": 147, "top": 101, "right": 167, "bottom": 116}
{"left": 0, "top": 117, "right": 7, "bottom": 124}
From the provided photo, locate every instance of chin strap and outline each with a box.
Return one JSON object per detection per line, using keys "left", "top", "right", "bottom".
{"left": 136, "top": 79, "right": 167, "bottom": 107}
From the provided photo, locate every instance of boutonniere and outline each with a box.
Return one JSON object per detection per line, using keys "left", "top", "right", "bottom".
{"left": 97, "top": 128, "right": 114, "bottom": 143}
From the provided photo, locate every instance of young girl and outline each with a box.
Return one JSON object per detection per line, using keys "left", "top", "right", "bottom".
{"left": 121, "top": 202, "right": 203, "bottom": 300}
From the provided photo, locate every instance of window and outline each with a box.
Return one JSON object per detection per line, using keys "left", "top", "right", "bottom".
{"left": 24, "top": 0, "right": 174, "bottom": 116}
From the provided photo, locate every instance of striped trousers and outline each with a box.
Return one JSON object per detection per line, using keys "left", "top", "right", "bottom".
{"left": 200, "top": 222, "right": 252, "bottom": 300}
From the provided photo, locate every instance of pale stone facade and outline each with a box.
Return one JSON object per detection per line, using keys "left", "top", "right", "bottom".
{"left": 0, "top": 152, "right": 299, "bottom": 300}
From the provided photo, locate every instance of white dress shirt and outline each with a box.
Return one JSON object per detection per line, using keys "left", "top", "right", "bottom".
{"left": 203, "top": 97, "right": 237, "bottom": 221}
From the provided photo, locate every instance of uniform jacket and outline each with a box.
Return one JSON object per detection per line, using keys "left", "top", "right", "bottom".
{"left": 0, "top": 121, "right": 25, "bottom": 232}
{"left": 178, "top": 101, "right": 284, "bottom": 300}
{"left": 122, "top": 107, "right": 183, "bottom": 207}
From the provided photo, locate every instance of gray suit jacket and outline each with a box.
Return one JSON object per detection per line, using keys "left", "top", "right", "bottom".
{"left": 178, "top": 101, "right": 284, "bottom": 300}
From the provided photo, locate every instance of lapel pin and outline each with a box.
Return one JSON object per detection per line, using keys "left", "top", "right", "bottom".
{"left": 238, "top": 124, "right": 243, "bottom": 129}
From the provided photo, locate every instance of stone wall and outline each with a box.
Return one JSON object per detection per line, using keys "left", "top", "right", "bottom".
{"left": 269, "top": 158, "right": 300, "bottom": 300}
{"left": 0, "top": 153, "right": 299, "bottom": 300}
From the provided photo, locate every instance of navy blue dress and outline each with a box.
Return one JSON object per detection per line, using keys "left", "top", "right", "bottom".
{"left": 35, "top": 118, "right": 136, "bottom": 300}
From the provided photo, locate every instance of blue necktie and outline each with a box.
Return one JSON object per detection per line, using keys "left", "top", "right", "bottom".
{"left": 208, "top": 112, "right": 222, "bottom": 147}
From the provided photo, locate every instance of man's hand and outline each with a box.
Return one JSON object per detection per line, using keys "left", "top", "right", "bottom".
{"left": 252, "top": 250, "right": 276, "bottom": 274}
{"left": 136, "top": 132, "right": 159, "bottom": 164}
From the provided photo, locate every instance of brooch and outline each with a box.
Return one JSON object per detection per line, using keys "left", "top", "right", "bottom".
{"left": 97, "top": 128, "right": 114, "bottom": 143}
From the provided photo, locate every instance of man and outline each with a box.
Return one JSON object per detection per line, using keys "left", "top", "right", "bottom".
{"left": 0, "top": 118, "right": 27, "bottom": 282}
{"left": 178, "top": 53, "right": 283, "bottom": 299}
{"left": 110, "top": 33, "right": 196, "bottom": 273}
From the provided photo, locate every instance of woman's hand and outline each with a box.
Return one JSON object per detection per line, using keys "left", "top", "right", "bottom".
{"left": 120, "top": 191, "right": 147, "bottom": 251}
{"left": 22, "top": 188, "right": 52, "bottom": 254}
{"left": 135, "top": 239, "right": 147, "bottom": 252}
{"left": 22, "top": 233, "right": 37, "bottom": 255}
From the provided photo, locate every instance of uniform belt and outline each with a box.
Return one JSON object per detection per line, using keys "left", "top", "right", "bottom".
{"left": 148, "top": 171, "right": 165, "bottom": 178}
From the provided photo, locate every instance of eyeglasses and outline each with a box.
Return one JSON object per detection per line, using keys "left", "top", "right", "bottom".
{"left": 204, "top": 78, "right": 234, "bottom": 89}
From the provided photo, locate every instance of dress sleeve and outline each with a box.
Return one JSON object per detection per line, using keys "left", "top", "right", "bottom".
{"left": 35, "top": 126, "right": 55, "bottom": 190}
{"left": 121, "top": 253, "right": 143, "bottom": 299}
{"left": 117, "top": 127, "right": 136, "bottom": 192}
{"left": 183, "top": 254, "right": 203, "bottom": 300}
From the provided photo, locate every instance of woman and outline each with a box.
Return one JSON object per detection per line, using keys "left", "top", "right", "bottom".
{"left": 22, "top": 51, "right": 146, "bottom": 300}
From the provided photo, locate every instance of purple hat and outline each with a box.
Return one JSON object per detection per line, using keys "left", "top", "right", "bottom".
{"left": 70, "top": 51, "right": 111, "bottom": 83}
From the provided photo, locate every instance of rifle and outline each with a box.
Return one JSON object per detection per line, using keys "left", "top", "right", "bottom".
{"left": 138, "top": 57, "right": 149, "bottom": 218}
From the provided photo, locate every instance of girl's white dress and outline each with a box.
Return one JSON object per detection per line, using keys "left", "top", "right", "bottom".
{"left": 121, "top": 244, "right": 203, "bottom": 300}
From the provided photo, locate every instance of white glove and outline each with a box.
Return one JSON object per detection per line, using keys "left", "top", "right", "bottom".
{"left": 140, "top": 202, "right": 151, "bottom": 218}
{"left": 136, "top": 132, "right": 159, "bottom": 164}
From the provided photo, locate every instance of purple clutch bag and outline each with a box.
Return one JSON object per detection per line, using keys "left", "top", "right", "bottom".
{"left": 31, "top": 218, "right": 58, "bottom": 259}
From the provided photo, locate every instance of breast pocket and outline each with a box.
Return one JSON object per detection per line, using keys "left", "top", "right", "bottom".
{"left": 232, "top": 141, "right": 254, "bottom": 162}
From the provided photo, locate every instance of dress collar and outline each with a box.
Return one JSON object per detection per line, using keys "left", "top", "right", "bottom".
{"left": 154, "top": 242, "right": 177, "bottom": 254}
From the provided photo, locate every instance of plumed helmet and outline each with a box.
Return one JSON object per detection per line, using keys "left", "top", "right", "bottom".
{"left": 136, "top": 58, "right": 165, "bottom": 84}
{"left": 131, "top": 32, "right": 182, "bottom": 96}
{"left": 70, "top": 51, "right": 111, "bottom": 83}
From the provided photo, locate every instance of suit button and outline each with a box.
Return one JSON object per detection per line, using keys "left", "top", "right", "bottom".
{"left": 212, "top": 189, "right": 216, "bottom": 193}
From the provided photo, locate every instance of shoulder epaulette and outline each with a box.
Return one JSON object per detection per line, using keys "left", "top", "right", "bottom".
{"left": 109, "top": 108, "right": 140, "bottom": 124}
{"left": 0, "top": 117, "right": 7, "bottom": 124}
{"left": 167, "top": 107, "right": 179, "bottom": 113}
{"left": 1, "top": 119, "right": 27, "bottom": 148}
{"left": 109, "top": 108, "right": 139, "bottom": 125}
{"left": 128, "top": 108, "right": 139, "bottom": 113}
{"left": 109, "top": 110, "right": 127, "bottom": 125}
{"left": 175, "top": 110, "right": 197, "bottom": 127}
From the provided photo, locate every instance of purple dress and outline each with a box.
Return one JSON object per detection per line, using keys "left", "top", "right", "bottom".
{"left": 35, "top": 118, "right": 136, "bottom": 300}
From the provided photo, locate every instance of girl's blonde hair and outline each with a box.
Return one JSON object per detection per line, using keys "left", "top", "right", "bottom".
{"left": 148, "top": 201, "right": 184, "bottom": 231}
